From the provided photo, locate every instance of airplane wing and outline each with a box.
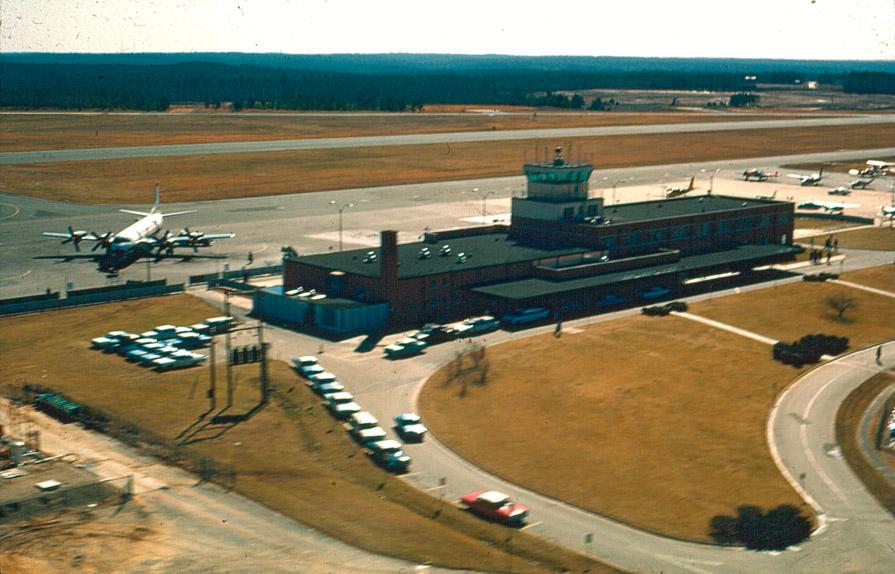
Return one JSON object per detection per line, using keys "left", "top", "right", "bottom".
{"left": 119, "top": 209, "right": 152, "bottom": 217}
{"left": 196, "top": 232, "right": 235, "bottom": 240}
{"left": 42, "top": 231, "right": 75, "bottom": 238}
{"left": 163, "top": 210, "right": 197, "bottom": 217}
{"left": 787, "top": 174, "right": 805, "bottom": 180}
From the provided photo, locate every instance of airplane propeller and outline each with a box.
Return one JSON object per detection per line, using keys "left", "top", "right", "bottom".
{"left": 58, "top": 226, "right": 90, "bottom": 252}
{"left": 91, "top": 231, "right": 114, "bottom": 251}
{"left": 177, "top": 227, "right": 206, "bottom": 252}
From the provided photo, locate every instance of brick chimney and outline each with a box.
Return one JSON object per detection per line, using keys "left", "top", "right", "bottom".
{"left": 380, "top": 230, "right": 398, "bottom": 294}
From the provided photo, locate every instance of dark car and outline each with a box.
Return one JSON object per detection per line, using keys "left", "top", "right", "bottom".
{"left": 410, "top": 323, "right": 459, "bottom": 345}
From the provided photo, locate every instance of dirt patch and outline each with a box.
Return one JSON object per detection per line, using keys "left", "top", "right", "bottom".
{"left": 0, "top": 295, "right": 615, "bottom": 574}
{"left": 420, "top": 314, "right": 813, "bottom": 542}
{"left": 0, "top": 111, "right": 781, "bottom": 151}
{"left": 835, "top": 371, "right": 895, "bottom": 515}
{"left": 4, "top": 124, "right": 894, "bottom": 204}
{"left": 794, "top": 217, "right": 863, "bottom": 232}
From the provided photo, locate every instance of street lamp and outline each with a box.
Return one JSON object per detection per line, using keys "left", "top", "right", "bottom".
{"left": 329, "top": 200, "right": 353, "bottom": 251}
{"left": 480, "top": 189, "right": 494, "bottom": 223}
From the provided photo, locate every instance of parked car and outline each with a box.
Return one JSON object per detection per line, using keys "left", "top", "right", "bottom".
{"left": 596, "top": 294, "right": 625, "bottom": 308}
{"left": 367, "top": 440, "right": 412, "bottom": 472}
{"left": 409, "top": 323, "right": 458, "bottom": 344}
{"left": 177, "top": 332, "right": 212, "bottom": 348}
{"left": 456, "top": 315, "right": 499, "bottom": 335}
{"left": 90, "top": 336, "right": 120, "bottom": 351}
{"left": 125, "top": 348, "right": 149, "bottom": 362}
{"left": 329, "top": 401, "right": 361, "bottom": 420}
{"left": 314, "top": 381, "right": 345, "bottom": 397}
{"left": 501, "top": 307, "right": 550, "bottom": 327}
{"left": 394, "top": 413, "right": 428, "bottom": 442}
{"left": 459, "top": 491, "right": 529, "bottom": 526}
{"left": 308, "top": 372, "right": 338, "bottom": 386}
{"left": 384, "top": 338, "right": 428, "bottom": 359}
{"left": 203, "top": 316, "right": 236, "bottom": 334}
{"left": 352, "top": 426, "right": 388, "bottom": 445}
{"left": 348, "top": 411, "right": 380, "bottom": 432}
{"left": 292, "top": 356, "right": 325, "bottom": 378}
{"left": 153, "top": 325, "right": 178, "bottom": 339}
{"left": 637, "top": 286, "right": 670, "bottom": 300}
{"left": 136, "top": 352, "right": 164, "bottom": 366}
{"left": 153, "top": 354, "right": 205, "bottom": 371}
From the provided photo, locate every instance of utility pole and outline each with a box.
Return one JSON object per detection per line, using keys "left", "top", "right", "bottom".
{"left": 258, "top": 322, "right": 269, "bottom": 405}
{"left": 224, "top": 291, "right": 233, "bottom": 409}
{"left": 208, "top": 340, "right": 217, "bottom": 410}
{"left": 481, "top": 190, "right": 494, "bottom": 223}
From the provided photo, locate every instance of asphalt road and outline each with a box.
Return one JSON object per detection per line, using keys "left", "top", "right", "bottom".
{"left": 2, "top": 147, "right": 893, "bottom": 299}
{"left": 2, "top": 115, "right": 894, "bottom": 165}
{"left": 245, "top": 256, "right": 895, "bottom": 574}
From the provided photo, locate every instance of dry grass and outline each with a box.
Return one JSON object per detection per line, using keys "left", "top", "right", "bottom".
{"left": 689, "top": 281, "right": 895, "bottom": 349}
{"left": 420, "top": 315, "right": 812, "bottom": 542}
{"left": 835, "top": 371, "right": 895, "bottom": 515}
{"left": 4, "top": 124, "right": 894, "bottom": 204}
{"left": 801, "top": 226, "right": 895, "bottom": 251}
{"left": 0, "top": 295, "right": 616, "bottom": 573}
{"left": 794, "top": 217, "right": 862, "bottom": 231}
{"left": 0, "top": 111, "right": 780, "bottom": 151}
{"left": 842, "top": 264, "right": 895, "bottom": 292}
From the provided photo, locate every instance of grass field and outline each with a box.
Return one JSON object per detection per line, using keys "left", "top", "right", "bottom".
{"left": 0, "top": 111, "right": 782, "bottom": 151}
{"left": 420, "top": 315, "right": 811, "bottom": 542}
{"left": 840, "top": 264, "right": 895, "bottom": 292}
{"left": 800, "top": 226, "right": 895, "bottom": 251}
{"left": 835, "top": 371, "right": 895, "bottom": 515}
{"left": 0, "top": 295, "right": 616, "bottom": 574}
{"left": 4, "top": 124, "right": 894, "bottom": 204}
{"left": 420, "top": 279, "right": 895, "bottom": 542}
{"left": 689, "top": 279, "right": 895, "bottom": 349}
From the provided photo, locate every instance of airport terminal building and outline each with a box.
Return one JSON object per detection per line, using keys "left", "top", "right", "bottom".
{"left": 264, "top": 148, "right": 796, "bottom": 331}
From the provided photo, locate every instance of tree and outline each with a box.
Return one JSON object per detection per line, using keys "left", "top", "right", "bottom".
{"left": 825, "top": 294, "right": 856, "bottom": 319}
{"left": 728, "top": 92, "right": 759, "bottom": 107}
{"left": 710, "top": 504, "right": 812, "bottom": 550}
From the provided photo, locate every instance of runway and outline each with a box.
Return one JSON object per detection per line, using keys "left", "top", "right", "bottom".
{"left": 2, "top": 114, "right": 893, "bottom": 165}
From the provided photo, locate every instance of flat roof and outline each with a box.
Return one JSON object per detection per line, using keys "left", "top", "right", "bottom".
{"left": 598, "top": 195, "right": 780, "bottom": 225}
{"left": 292, "top": 232, "right": 589, "bottom": 279}
{"left": 471, "top": 244, "right": 797, "bottom": 301}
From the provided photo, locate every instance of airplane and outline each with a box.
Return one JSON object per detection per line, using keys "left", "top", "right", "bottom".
{"left": 850, "top": 177, "right": 874, "bottom": 190}
{"left": 849, "top": 160, "right": 891, "bottom": 177}
{"left": 742, "top": 168, "right": 779, "bottom": 182}
{"left": 665, "top": 176, "right": 696, "bottom": 198}
{"left": 755, "top": 190, "right": 777, "bottom": 201}
{"left": 796, "top": 199, "right": 860, "bottom": 214}
{"left": 827, "top": 187, "right": 852, "bottom": 196}
{"left": 787, "top": 167, "right": 824, "bottom": 186}
{"left": 41, "top": 184, "right": 235, "bottom": 276}
{"left": 881, "top": 205, "right": 895, "bottom": 218}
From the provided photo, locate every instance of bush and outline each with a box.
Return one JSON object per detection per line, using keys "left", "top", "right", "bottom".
{"left": 710, "top": 504, "right": 812, "bottom": 550}
{"left": 641, "top": 301, "right": 687, "bottom": 316}
{"left": 803, "top": 272, "right": 838, "bottom": 282}
{"left": 772, "top": 333, "right": 849, "bottom": 366}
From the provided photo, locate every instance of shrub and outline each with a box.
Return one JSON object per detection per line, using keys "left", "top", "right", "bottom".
{"left": 710, "top": 504, "right": 812, "bottom": 550}
{"left": 772, "top": 333, "right": 848, "bottom": 366}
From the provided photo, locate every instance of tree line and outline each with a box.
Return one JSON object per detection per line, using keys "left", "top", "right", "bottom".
{"left": 1, "top": 60, "right": 892, "bottom": 112}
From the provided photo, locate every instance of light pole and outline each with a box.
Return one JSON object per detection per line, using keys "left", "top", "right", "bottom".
{"left": 709, "top": 169, "right": 720, "bottom": 195}
{"left": 612, "top": 180, "right": 625, "bottom": 205}
{"left": 480, "top": 189, "right": 494, "bottom": 223}
{"left": 329, "top": 201, "right": 353, "bottom": 251}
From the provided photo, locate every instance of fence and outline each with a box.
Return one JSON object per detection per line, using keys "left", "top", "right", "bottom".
{"left": 19, "top": 384, "right": 237, "bottom": 490}
{"left": 0, "top": 280, "right": 183, "bottom": 317}
{"left": 189, "top": 264, "right": 282, "bottom": 286}
{"left": 208, "top": 277, "right": 259, "bottom": 292}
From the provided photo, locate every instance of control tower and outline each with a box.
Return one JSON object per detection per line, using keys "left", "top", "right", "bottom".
{"left": 512, "top": 146, "right": 602, "bottom": 223}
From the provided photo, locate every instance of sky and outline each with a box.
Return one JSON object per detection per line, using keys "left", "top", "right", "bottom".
{"left": 1, "top": 0, "right": 893, "bottom": 60}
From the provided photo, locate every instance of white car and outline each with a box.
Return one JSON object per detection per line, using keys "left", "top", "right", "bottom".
{"left": 456, "top": 315, "right": 499, "bottom": 334}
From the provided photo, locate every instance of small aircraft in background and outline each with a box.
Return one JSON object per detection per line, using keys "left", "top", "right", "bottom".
{"left": 850, "top": 177, "right": 875, "bottom": 190}
{"left": 881, "top": 205, "right": 895, "bottom": 218}
{"left": 788, "top": 168, "right": 824, "bottom": 186}
{"left": 827, "top": 187, "right": 852, "bottom": 196}
{"left": 742, "top": 168, "right": 779, "bottom": 182}
{"left": 796, "top": 199, "right": 860, "bottom": 214}
{"left": 665, "top": 176, "right": 696, "bottom": 198}
{"left": 849, "top": 160, "right": 892, "bottom": 177}
{"left": 40, "top": 184, "right": 235, "bottom": 276}
{"left": 755, "top": 190, "right": 778, "bottom": 201}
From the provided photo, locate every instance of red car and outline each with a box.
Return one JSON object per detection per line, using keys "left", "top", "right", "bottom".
{"left": 459, "top": 490, "right": 529, "bottom": 525}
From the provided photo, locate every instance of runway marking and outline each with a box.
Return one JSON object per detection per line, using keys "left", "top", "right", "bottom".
{"left": 0, "top": 203, "right": 21, "bottom": 221}
{"left": 0, "top": 269, "right": 32, "bottom": 282}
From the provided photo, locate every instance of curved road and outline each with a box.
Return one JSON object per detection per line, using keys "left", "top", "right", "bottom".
{"left": 263, "top": 299, "right": 895, "bottom": 573}
{"left": 2, "top": 115, "right": 894, "bottom": 165}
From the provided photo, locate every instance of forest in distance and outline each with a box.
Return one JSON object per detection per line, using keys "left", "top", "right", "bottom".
{"left": 2, "top": 53, "right": 893, "bottom": 112}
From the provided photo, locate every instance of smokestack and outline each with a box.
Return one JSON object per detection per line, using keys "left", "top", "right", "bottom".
{"left": 380, "top": 230, "right": 398, "bottom": 292}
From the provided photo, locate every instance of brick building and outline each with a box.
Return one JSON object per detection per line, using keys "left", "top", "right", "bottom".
{"left": 275, "top": 147, "right": 796, "bottom": 330}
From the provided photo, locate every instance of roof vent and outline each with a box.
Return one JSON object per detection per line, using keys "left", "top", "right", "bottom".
{"left": 456, "top": 252, "right": 469, "bottom": 263}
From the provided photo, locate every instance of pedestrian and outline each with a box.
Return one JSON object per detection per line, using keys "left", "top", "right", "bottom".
{"left": 554, "top": 320, "right": 562, "bottom": 338}
{"left": 826, "top": 250, "right": 832, "bottom": 265}
{"left": 833, "top": 238, "right": 838, "bottom": 253}
{"left": 877, "top": 345, "right": 883, "bottom": 365}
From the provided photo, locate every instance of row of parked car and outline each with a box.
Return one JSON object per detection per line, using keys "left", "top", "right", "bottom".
{"left": 291, "top": 355, "right": 427, "bottom": 472}
{"left": 89, "top": 316, "right": 235, "bottom": 371}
